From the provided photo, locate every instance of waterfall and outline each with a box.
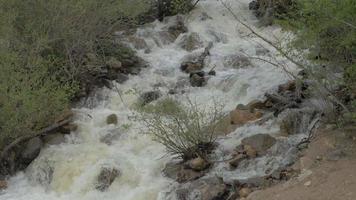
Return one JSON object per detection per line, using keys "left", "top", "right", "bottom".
{"left": 1, "top": 0, "right": 301, "bottom": 199}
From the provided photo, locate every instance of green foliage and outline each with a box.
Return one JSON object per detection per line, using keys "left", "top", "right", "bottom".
{"left": 0, "top": 0, "right": 149, "bottom": 150}
{"left": 137, "top": 98, "right": 224, "bottom": 160}
{"left": 279, "top": 0, "right": 356, "bottom": 67}
{"left": 170, "top": 0, "right": 194, "bottom": 15}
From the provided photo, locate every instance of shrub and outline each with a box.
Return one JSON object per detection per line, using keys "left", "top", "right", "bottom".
{"left": 137, "top": 98, "right": 225, "bottom": 160}
{"left": 0, "top": 0, "right": 149, "bottom": 151}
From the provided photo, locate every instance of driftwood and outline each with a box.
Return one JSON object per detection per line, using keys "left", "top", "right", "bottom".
{"left": 0, "top": 119, "right": 71, "bottom": 160}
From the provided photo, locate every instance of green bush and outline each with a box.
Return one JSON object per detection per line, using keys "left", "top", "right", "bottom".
{"left": 0, "top": 0, "right": 149, "bottom": 150}
{"left": 137, "top": 98, "right": 224, "bottom": 160}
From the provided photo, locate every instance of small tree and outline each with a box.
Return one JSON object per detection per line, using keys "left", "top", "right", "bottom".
{"left": 137, "top": 98, "right": 225, "bottom": 160}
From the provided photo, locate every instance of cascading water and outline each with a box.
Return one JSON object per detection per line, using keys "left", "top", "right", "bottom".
{"left": 0, "top": 0, "right": 303, "bottom": 199}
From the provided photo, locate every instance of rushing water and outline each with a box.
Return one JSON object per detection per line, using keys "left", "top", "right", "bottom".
{"left": 1, "top": 0, "right": 302, "bottom": 199}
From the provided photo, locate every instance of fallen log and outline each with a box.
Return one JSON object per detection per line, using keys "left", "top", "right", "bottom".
{"left": 0, "top": 119, "right": 71, "bottom": 160}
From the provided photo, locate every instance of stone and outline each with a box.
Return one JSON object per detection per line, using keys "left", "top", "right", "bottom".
{"left": 278, "top": 80, "right": 296, "bottom": 93}
{"left": 106, "top": 114, "right": 118, "bottom": 125}
{"left": 176, "top": 177, "right": 227, "bottom": 200}
{"left": 190, "top": 72, "right": 207, "bottom": 87}
{"left": 188, "top": 157, "right": 209, "bottom": 171}
{"left": 244, "top": 145, "right": 257, "bottom": 158}
{"left": 176, "top": 168, "right": 205, "bottom": 183}
{"left": 229, "top": 154, "right": 247, "bottom": 168}
{"left": 127, "top": 36, "right": 149, "bottom": 50}
{"left": 139, "top": 91, "right": 161, "bottom": 106}
{"left": 249, "top": 0, "right": 260, "bottom": 10}
{"left": 43, "top": 133, "right": 65, "bottom": 145}
{"left": 241, "top": 134, "right": 276, "bottom": 155}
{"left": 247, "top": 100, "right": 266, "bottom": 112}
{"left": 230, "top": 108, "right": 263, "bottom": 126}
{"left": 21, "top": 137, "right": 43, "bottom": 165}
{"left": 96, "top": 168, "right": 120, "bottom": 191}
{"left": 239, "top": 187, "right": 252, "bottom": 198}
{"left": 0, "top": 180, "right": 7, "bottom": 190}
{"left": 162, "top": 161, "right": 182, "bottom": 180}
{"left": 106, "top": 57, "right": 122, "bottom": 70}
{"left": 179, "top": 32, "right": 204, "bottom": 52}
{"left": 180, "top": 61, "right": 204, "bottom": 73}
{"left": 223, "top": 54, "right": 251, "bottom": 69}
{"left": 116, "top": 73, "right": 129, "bottom": 84}
{"left": 60, "top": 123, "right": 78, "bottom": 134}
{"left": 304, "top": 181, "right": 312, "bottom": 187}
{"left": 208, "top": 70, "right": 216, "bottom": 76}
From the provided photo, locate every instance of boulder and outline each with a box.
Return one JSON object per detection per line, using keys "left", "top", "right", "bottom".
{"left": 247, "top": 100, "right": 267, "bottom": 112}
{"left": 96, "top": 168, "right": 120, "bottom": 191}
{"left": 230, "top": 108, "right": 263, "bottom": 126}
{"left": 167, "top": 16, "right": 188, "bottom": 38}
{"left": 176, "top": 168, "right": 205, "bottom": 183}
{"left": 179, "top": 32, "right": 204, "bottom": 52}
{"left": 162, "top": 161, "right": 182, "bottom": 180}
{"left": 278, "top": 80, "right": 296, "bottom": 93}
{"left": 244, "top": 144, "right": 257, "bottom": 158}
{"left": 241, "top": 134, "right": 276, "bottom": 155}
{"left": 43, "top": 133, "right": 65, "bottom": 145}
{"left": 55, "top": 110, "right": 74, "bottom": 123}
{"left": 239, "top": 187, "right": 252, "bottom": 198}
{"left": 139, "top": 91, "right": 161, "bottom": 106}
{"left": 175, "top": 177, "right": 228, "bottom": 200}
{"left": 60, "top": 123, "right": 78, "bottom": 134}
{"left": 190, "top": 71, "right": 207, "bottom": 87}
{"left": 188, "top": 157, "right": 209, "bottom": 171}
{"left": 0, "top": 180, "right": 7, "bottom": 190}
{"left": 181, "top": 61, "right": 204, "bottom": 73}
{"left": 229, "top": 154, "right": 247, "bottom": 168}
{"left": 21, "top": 137, "right": 43, "bottom": 165}
{"left": 223, "top": 54, "right": 251, "bottom": 69}
{"left": 106, "top": 114, "right": 118, "bottom": 125}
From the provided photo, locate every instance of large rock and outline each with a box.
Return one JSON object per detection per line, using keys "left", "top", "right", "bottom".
{"left": 241, "top": 134, "right": 276, "bottom": 155}
{"left": 190, "top": 71, "right": 207, "bottom": 87}
{"left": 239, "top": 187, "right": 252, "bottom": 198}
{"left": 223, "top": 54, "right": 251, "bottom": 69}
{"left": 188, "top": 157, "right": 209, "bottom": 171}
{"left": 96, "top": 168, "right": 120, "bottom": 191}
{"left": 179, "top": 32, "right": 204, "bottom": 52}
{"left": 229, "top": 154, "right": 247, "bottom": 168}
{"left": 0, "top": 180, "right": 7, "bottom": 190}
{"left": 175, "top": 177, "right": 228, "bottom": 200}
{"left": 139, "top": 91, "right": 161, "bottom": 106}
{"left": 162, "top": 161, "right": 182, "bottom": 180}
{"left": 106, "top": 114, "right": 118, "bottom": 125}
{"left": 176, "top": 168, "right": 205, "bottom": 183}
{"left": 21, "top": 137, "right": 43, "bottom": 165}
{"left": 230, "top": 107, "right": 263, "bottom": 126}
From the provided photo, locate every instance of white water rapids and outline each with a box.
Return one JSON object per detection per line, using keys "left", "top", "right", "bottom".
{"left": 1, "top": 0, "right": 303, "bottom": 199}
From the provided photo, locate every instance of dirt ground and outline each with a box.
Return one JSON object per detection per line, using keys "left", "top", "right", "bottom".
{"left": 247, "top": 126, "right": 356, "bottom": 200}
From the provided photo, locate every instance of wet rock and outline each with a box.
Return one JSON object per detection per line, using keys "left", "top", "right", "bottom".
{"left": 200, "top": 12, "right": 213, "bottom": 21}
{"left": 179, "top": 32, "right": 204, "bottom": 52}
{"left": 21, "top": 137, "right": 43, "bottom": 165}
{"left": 239, "top": 187, "right": 252, "bottom": 198}
{"left": 116, "top": 73, "right": 129, "bottom": 84}
{"left": 181, "top": 61, "right": 204, "bottom": 73}
{"left": 247, "top": 100, "right": 266, "bottom": 112}
{"left": 139, "top": 91, "right": 161, "bottom": 106}
{"left": 0, "top": 180, "right": 7, "bottom": 190}
{"left": 167, "top": 16, "right": 188, "bottom": 38}
{"left": 190, "top": 71, "right": 207, "bottom": 87}
{"left": 278, "top": 80, "right": 296, "bottom": 93}
{"left": 208, "top": 70, "right": 216, "bottom": 76}
{"left": 42, "top": 133, "right": 65, "bottom": 145}
{"left": 249, "top": 0, "right": 260, "bottom": 10}
{"left": 96, "top": 168, "right": 120, "bottom": 191}
{"left": 229, "top": 154, "right": 247, "bottom": 168}
{"left": 230, "top": 108, "right": 263, "bottom": 126}
{"left": 176, "top": 177, "right": 228, "bottom": 200}
{"left": 162, "top": 161, "right": 181, "bottom": 179}
{"left": 223, "top": 54, "right": 251, "bottom": 69}
{"left": 106, "top": 114, "right": 118, "bottom": 125}
{"left": 244, "top": 144, "right": 257, "bottom": 158}
{"left": 241, "top": 134, "right": 276, "bottom": 155}
{"left": 188, "top": 157, "right": 209, "bottom": 171}
{"left": 176, "top": 168, "right": 205, "bottom": 183}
